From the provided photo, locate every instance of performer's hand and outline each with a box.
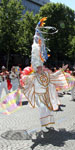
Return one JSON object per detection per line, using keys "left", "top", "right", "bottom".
{"left": 62, "top": 64, "right": 68, "bottom": 71}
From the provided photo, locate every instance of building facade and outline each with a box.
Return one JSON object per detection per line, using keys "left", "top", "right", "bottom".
{"left": 22, "top": 0, "right": 50, "bottom": 15}
{"left": 0, "top": 0, "right": 50, "bottom": 15}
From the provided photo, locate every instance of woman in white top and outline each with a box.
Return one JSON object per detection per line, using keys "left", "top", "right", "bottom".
{"left": 0, "top": 66, "right": 9, "bottom": 98}
{"left": 10, "top": 66, "right": 19, "bottom": 91}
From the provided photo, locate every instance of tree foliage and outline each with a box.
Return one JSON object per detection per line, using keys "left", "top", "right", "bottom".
{"left": 68, "top": 36, "right": 75, "bottom": 58}
{"left": 0, "top": 0, "right": 24, "bottom": 53}
{"left": 36, "top": 3, "right": 75, "bottom": 64}
{"left": 0, "top": 1, "right": 75, "bottom": 67}
{"left": 0, "top": 0, "right": 35, "bottom": 67}
{"left": 18, "top": 11, "right": 35, "bottom": 56}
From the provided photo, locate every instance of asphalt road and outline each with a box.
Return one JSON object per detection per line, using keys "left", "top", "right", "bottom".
{"left": 0, "top": 88, "right": 75, "bottom": 150}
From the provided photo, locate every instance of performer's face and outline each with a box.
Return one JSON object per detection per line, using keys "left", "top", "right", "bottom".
{"left": 36, "top": 66, "right": 42, "bottom": 74}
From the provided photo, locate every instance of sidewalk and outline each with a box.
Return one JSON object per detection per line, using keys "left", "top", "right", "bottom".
{"left": 0, "top": 93, "right": 75, "bottom": 150}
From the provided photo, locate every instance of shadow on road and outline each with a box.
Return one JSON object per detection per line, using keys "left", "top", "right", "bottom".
{"left": 1, "top": 127, "right": 75, "bottom": 149}
{"left": 1, "top": 130, "right": 31, "bottom": 140}
{"left": 22, "top": 101, "right": 28, "bottom": 105}
{"left": 31, "top": 127, "right": 75, "bottom": 150}
{"left": 71, "top": 99, "right": 75, "bottom": 102}
{"left": 59, "top": 104, "right": 66, "bottom": 107}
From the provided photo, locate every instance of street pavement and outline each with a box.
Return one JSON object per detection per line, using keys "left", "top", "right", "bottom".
{"left": 0, "top": 91, "right": 75, "bottom": 150}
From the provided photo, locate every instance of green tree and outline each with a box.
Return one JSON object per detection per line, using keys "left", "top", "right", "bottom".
{"left": 36, "top": 3, "right": 75, "bottom": 65}
{"left": 0, "top": 0, "right": 24, "bottom": 68}
{"left": 17, "top": 11, "right": 35, "bottom": 56}
{"left": 0, "top": 0, "right": 35, "bottom": 68}
{"left": 68, "top": 36, "right": 75, "bottom": 60}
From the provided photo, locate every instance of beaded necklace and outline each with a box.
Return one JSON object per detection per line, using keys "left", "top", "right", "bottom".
{"left": 36, "top": 71, "right": 50, "bottom": 87}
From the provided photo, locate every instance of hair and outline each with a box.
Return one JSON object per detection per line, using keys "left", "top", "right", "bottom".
{"left": 72, "top": 71, "right": 75, "bottom": 76}
{"left": 2, "top": 66, "right": 6, "bottom": 69}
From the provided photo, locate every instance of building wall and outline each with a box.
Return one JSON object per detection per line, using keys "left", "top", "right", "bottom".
{"left": 0, "top": 0, "right": 50, "bottom": 15}
{"left": 22, "top": 0, "right": 40, "bottom": 14}
{"left": 27, "top": 0, "right": 50, "bottom": 6}
{"left": 22, "top": 0, "right": 50, "bottom": 15}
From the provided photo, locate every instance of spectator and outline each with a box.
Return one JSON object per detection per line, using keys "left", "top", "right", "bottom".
{"left": 65, "top": 67, "right": 72, "bottom": 74}
{"left": 0, "top": 66, "right": 9, "bottom": 98}
{"left": 10, "top": 66, "right": 19, "bottom": 91}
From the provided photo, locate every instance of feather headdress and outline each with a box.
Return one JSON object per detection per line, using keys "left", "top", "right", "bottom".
{"left": 31, "top": 17, "right": 48, "bottom": 71}
{"left": 31, "top": 17, "right": 58, "bottom": 71}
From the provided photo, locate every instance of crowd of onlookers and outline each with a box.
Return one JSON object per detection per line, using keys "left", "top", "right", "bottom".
{"left": 0, "top": 65, "right": 21, "bottom": 98}
{"left": 47, "top": 64, "right": 75, "bottom": 74}
{"left": 0, "top": 64, "right": 75, "bottom": 99}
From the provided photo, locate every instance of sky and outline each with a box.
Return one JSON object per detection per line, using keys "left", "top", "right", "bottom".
{"left": 50, "top": 0, "right": 75, "bottom": 10}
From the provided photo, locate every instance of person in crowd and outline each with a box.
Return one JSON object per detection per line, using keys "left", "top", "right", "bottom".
{"left": 65, "top": 67, "right": 72, "bottom": 74}
{"left": 10, "top": 66, "right": 19, "bottom": 91}
{"left": 0, "top": 66, "right": 9, "bottom": 98}
{"left": 54, "top": 67, "right": 58, "bottom": 72}
{"left": 71, "top": 71, "right": 75, "bottom": 100}
{"left": 18, "top": 64, "right": 22, "bottom": 75}
{"left": 6, "top": 74, "right": 12, "bottom": 92}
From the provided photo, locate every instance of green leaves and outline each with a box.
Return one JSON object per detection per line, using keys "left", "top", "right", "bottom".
{"left": 38, "top": 3, "right": 75, "bottom": 63}
{"left": 0, "top": 1, "right": 75, "bottom": 67}
{"left": 0, "top": 0, "right": 36, "bottom": 58}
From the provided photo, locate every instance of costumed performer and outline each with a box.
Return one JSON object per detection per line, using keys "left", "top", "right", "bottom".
{"left": 0, "top": 17, "right": 68, "bottom": 129}
{"left": 20, "top": 17, "right": 68, "bottom": 131}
